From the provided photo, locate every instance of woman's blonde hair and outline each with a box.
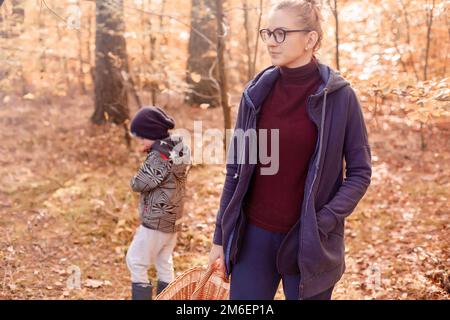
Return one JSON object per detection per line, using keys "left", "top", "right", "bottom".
{"left": 270, "top": 0, "right": 324, "bottom": 52}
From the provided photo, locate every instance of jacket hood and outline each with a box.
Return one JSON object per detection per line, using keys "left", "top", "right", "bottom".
{"left": 151, "top": 135, "right": 191, "bottom": 177}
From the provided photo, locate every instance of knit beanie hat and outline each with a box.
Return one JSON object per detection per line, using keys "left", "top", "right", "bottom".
{"left": 130, "top": 106, "right": 175, "bottom": 140}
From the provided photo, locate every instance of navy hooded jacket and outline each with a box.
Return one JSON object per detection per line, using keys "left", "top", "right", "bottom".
{"left": 212, "top": 61, "right": 372, "bottom": 299}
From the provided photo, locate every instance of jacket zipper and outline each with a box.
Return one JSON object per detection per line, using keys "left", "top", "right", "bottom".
{"left": 298, "top": 88, "right": 328, "bottom": 299}
{"left": 225, "top": 98, "right": 257, "bottom": 277}
{"left": 274, "top": 94, "right": 319, "bottom": 275}
{"left": 234, "top": 91, "right": 256, "bottom": 180}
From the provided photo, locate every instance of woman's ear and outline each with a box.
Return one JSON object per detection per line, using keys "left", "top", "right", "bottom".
{"left": 307, "top": 31, "right": 319, "bottom": 50}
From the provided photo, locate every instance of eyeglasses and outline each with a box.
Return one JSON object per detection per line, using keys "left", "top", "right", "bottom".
{"left": 259, "top": 28, "right": 311, "bottom": 44}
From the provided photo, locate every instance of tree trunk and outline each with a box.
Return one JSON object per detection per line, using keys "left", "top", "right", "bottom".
{"left": 423, "top": 0, "right": 435, "bottom": 81}
{"left": 148, "top": 0, "right": 158, "bottom": 106}
{"left": 87, "top": 6, "right": 95, "bottom": 89}
{"left": 243, "top": 0, "right": 253, "bottom": 81}
{"left": 328, "top": 0, "right": 340, "bottom": 71}
{"left": 252, "top": 0, "right": 263, "bottom": 79}
{"left": 75, "top": 0, "right": 86, "bottom": 94}
{"left": 215, "top": 0, "right": 231, "bottom": 147}
{"left": 92, "top": 0, "right": 129, "bottom": 125}
{"left": 186, "top": 0, "right": 219, "bottom": 108}
{"left": 0, "top": 0, "right": 24, "bottom": 38}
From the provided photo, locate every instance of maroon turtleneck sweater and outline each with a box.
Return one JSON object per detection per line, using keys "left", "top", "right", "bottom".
{"left": 242, "top": 57, "right": 323, "bottom": 233}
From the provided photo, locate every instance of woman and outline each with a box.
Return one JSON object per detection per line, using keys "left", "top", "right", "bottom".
{"left": 208, "top": 0, "right": 372, "bottom": 300}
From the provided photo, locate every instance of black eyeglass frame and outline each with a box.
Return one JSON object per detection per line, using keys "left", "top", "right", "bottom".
{"left": 259, "top": 28, "right": 312, "bottom": 43}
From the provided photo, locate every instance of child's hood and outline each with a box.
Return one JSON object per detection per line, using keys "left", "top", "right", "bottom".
{"left": 151, "top": 135, "right": 191, "bottom": 177}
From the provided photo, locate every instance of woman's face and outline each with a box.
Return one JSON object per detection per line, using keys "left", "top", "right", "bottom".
{"left": 264, "top": 9, "right": 317, "bottom": 68}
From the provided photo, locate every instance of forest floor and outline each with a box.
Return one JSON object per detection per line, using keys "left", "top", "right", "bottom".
{"left": 0, "top": 92, "right": 448, "bottom": 300}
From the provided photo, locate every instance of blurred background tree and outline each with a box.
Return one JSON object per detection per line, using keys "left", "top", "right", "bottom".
{"left": 0, "top": 0, "right": 448, "bottom": 146}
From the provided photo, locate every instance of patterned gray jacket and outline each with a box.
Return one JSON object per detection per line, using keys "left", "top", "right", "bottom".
{"left": 130, "top": 136, "right": 191, "bottom": 233}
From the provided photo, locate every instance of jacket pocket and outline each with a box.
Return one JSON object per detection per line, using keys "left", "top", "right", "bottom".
{"left": 316, "top": 206, "right": 344, "bottom": 238}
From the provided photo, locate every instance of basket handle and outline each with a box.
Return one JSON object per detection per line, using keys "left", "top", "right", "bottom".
{"left": 190, "top": 260, "right": 228, "bottom": 300}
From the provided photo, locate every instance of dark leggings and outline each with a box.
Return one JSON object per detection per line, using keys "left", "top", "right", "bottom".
{"left": 230, "top": 222, "right": 334, "bottom": 300}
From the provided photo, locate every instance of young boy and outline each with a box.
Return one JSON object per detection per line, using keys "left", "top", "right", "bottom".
{"left": 126, "top": 106, "right": 191, "bottom": 300}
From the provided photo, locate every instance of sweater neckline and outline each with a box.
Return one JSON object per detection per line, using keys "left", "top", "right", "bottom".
{"left": 279, "top": 56, "right": 320, "bottom": 83}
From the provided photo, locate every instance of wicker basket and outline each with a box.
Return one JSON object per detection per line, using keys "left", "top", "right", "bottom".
{"left": 155, "top": 261, "right": 230, "bottom": 300}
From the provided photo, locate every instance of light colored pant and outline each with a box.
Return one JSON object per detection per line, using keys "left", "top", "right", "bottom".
{"left": 126, "top": 225, "right": 177, "bottom": 284}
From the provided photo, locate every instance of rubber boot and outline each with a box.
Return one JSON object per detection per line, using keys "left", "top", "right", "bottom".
{"left": 131, "top": 282, "right": 153, "bottom": 300}
{"left": 156, "top": 280, "right": 169, "bottom": 295}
